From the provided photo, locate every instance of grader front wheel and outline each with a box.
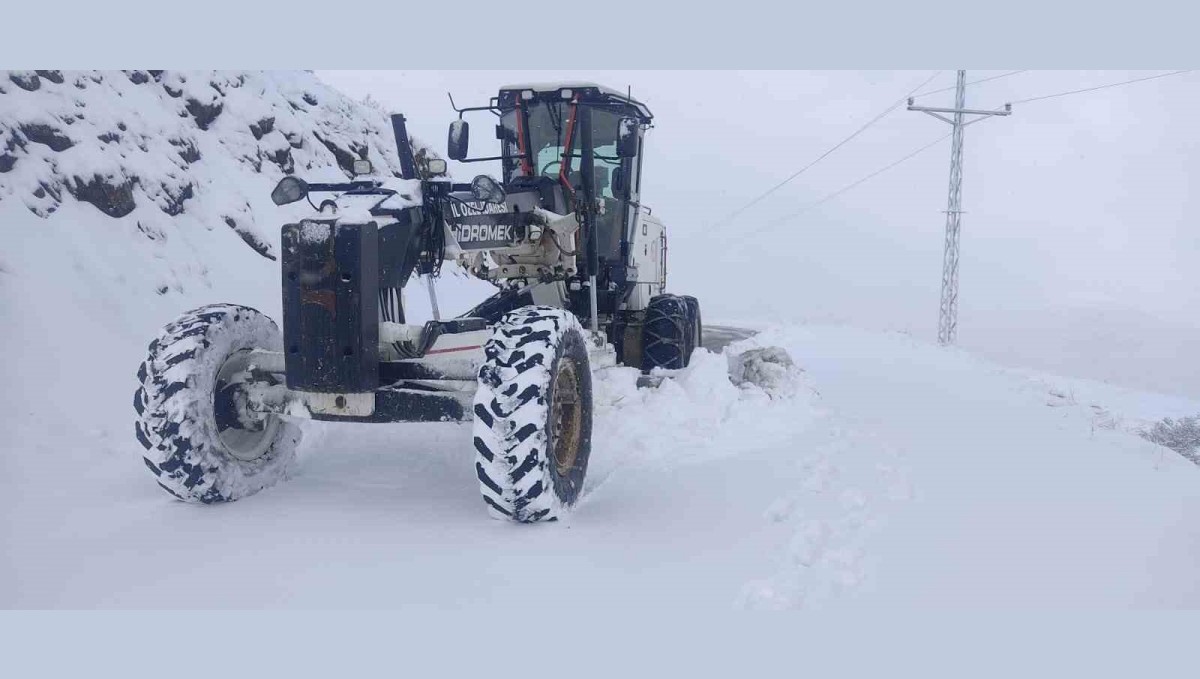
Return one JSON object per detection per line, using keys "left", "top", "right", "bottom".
{"left": 472, "top": 306, "right": 594, "bottom": 522}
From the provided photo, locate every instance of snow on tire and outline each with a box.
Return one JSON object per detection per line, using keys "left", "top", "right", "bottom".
{"left": 473, "top": 306, "right": 593, "bottom": 523}
{"left": 134, "top": 304, "right": 301, "bottom": 503}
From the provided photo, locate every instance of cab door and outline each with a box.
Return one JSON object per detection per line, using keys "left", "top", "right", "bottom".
{"left": 616, "top": 129, "right": 644, "bottom": 268}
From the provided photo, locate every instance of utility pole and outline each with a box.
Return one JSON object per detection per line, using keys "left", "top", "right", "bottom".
{"left": 908, "top": 71, "right": 1011, "bottom": 345}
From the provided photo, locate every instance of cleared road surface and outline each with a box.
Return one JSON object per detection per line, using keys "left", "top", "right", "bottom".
{"left": 702, "top": 325, "right": 755, "bottom": 352}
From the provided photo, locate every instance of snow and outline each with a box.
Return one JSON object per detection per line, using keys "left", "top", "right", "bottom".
{"left": 448, "top": 120, "right": 465, "bottom": 146}
{"left": 500, "top": 81, "right": 620, "bottom": 96}
{"left": 735, "top": 325, "right": 1200, "bottom": 608}
{"left": 4, "top": 314, "right": 1199, "bottom": 607}
{"left": 298, "top": 220, "right": 332, "bottom": 243}
{"left": 379, "top": 321, "right": 423, "bottom": 345}
{"left": 3, "top": 70, "right": 1199, "bottom": 609}
{"left": 325, "top": 177, "right": 422, "bottom": 224}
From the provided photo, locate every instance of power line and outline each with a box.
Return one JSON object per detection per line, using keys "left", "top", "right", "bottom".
{"left": 754, "top": 132, "right": 953, "bottom": 232}
{"left": 1009, "top": 69, "right": 1196, "bottom": 104}
{"left": 911, "top": 70, "right": 1027, "bottom": 99}
{"left": 730, "top": 69, "right": 1196, "bottom": 238}
{"left": 707, "top": 70, "right": 942, "bottom": 229}
{"left": 718, "top": 69, "right": 1196, "bottom": 247}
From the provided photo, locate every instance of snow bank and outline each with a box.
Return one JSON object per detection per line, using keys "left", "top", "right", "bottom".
{"left": 589, "top": 348, "right": 818, "bottom": 477}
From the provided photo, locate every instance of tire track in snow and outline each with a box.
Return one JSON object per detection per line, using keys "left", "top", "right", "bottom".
{"left": 737, "top": 419, "right": 915, "bottom": 609}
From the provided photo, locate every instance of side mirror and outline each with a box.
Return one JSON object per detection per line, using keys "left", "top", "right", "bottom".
{"left": 352, "top": 159, "right": 372, "bottom": 176}
{"left": 271, "top": 176, "right": 308, "bottom": 205}
{"left": 616, "top": 117, "right": 640, "bottom": 158}
{"left": 470, "top": 175, "right": 506, "bottom": 205}
{"left": 448, "top": 120, "right": 469, "bottom": 161}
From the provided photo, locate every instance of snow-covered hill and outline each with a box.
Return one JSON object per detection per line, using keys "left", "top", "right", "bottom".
{"left": 1, "top": 70, "right": 420, "bottom": 256}
{"left": 2, "top": 71, "right": 1198, "bottom": 609}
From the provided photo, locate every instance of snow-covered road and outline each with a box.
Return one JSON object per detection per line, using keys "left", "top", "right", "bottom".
{"left": 701, "top": 324, "right": 756, "bottom": 352}
{"left": 3, "top": 323, "right": 1199, "bottom": 608}
{"left": 742, "top": 326, "right": 1200, "bottom": 607}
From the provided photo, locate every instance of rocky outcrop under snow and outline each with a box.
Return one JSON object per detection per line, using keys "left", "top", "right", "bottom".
{"left": 0, "top": 70, "right": 417, "bottom": 261}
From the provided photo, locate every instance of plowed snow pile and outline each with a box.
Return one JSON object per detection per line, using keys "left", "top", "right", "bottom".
{"left": 592, "top": 349, "right": 812, "bottom": 473}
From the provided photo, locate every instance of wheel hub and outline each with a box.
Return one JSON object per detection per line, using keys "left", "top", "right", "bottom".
{"left": 213, "top": 349, "right": 279, "bottom": 462}
{"left": 550, "top": 357, "right": 582, "bottom": 476}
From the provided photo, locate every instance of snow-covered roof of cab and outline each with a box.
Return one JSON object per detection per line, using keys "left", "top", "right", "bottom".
{"left": 497, "top": 82, "right": 653, "bottom": 122}
{"left": 500, "top": 81, "right": 623, "bottom": 96}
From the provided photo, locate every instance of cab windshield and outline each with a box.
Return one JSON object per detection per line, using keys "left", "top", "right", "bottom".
{"left": 500, "top": 101, "right": 624, "bottom": 200}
